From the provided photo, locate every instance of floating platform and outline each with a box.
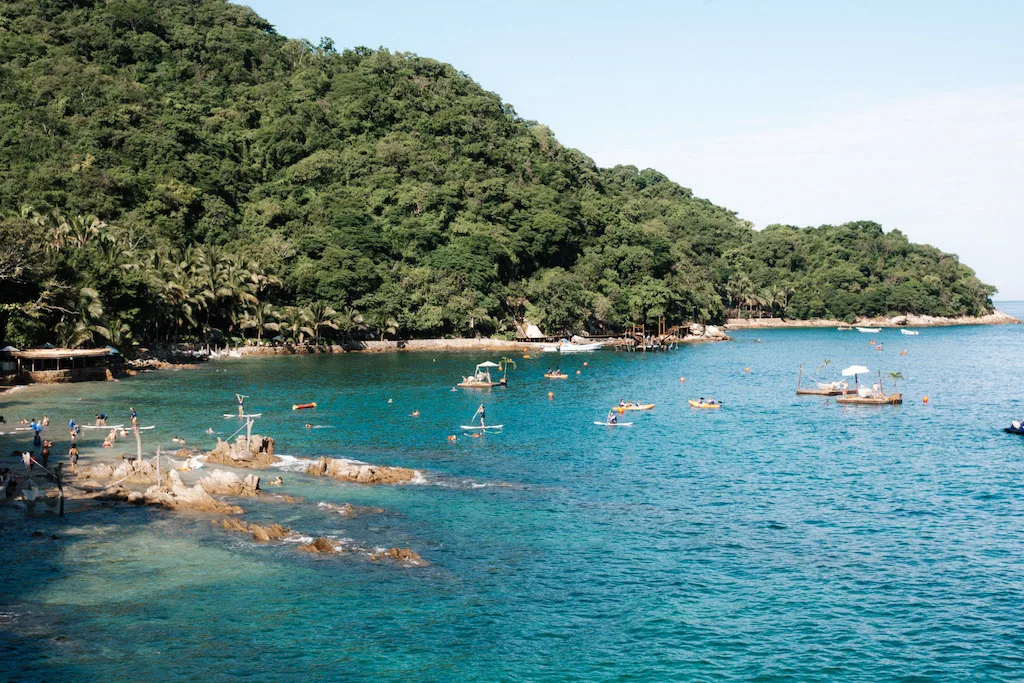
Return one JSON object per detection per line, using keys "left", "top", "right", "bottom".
{"left": 835, "top": 393, "right": 903, "bottom": 405}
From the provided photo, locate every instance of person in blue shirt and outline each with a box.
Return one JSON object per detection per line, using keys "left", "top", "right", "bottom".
{"left": 30, "top": 419, "right": 41, "bottom": 446}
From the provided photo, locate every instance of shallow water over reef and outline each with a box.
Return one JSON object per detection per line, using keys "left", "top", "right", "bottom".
{"left": 2, "top": 306, "right": 1024, "bottom": 681}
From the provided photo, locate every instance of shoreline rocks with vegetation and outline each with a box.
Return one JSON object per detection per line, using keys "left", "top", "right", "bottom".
{"left": 725, "top": 310, "right": 1019, "bottom": 330}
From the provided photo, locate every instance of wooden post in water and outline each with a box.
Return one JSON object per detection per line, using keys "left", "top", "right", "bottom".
{"left": 134, "top": 424, "right": 142, "bottom": 463}
{"left": 797, "top": 365, "right": 803, "bottom": 392}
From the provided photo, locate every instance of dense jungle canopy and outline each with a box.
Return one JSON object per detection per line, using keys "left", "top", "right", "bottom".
{"left": 0, "top": 0, "right": 996, "bottom": 350}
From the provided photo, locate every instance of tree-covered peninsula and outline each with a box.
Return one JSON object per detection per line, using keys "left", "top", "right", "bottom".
{"left": 0, "top": 0, "right": 996, "bottom": 350}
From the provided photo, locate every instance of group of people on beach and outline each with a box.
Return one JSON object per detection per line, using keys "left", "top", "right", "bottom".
{"left": 7, "top": 406, "right": 140, "bottom": 479}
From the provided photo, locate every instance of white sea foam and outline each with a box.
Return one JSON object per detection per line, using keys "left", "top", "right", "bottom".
{"left": 270, "top": 454, "right": 318, "bottom": 472}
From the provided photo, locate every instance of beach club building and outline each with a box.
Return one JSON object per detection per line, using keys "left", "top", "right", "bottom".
{"left": 0, "top": 346, "right": 122, "bottom": 384}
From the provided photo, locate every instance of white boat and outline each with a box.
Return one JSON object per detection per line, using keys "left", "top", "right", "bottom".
{"left": 901, "top": 329, "right": 919, "bottom": 336}
{"left": 542, "top": 340, "right": 603, "bottom": 353}
{"left": 856, "top": 327, "right": 881, "bottom": 333}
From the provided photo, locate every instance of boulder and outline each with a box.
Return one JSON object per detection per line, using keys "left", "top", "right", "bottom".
{"left": 205, "top": 434, "right": 278, "bottom": 469}
{"left": 77, "top": 458, "right": 158, "bottom": 486}
{"left": 298, "top": 537, "right": 336, "bottom": 553}
{"left": 250, "top": 523, "right": 290, "bottom": 542}
{"left": 305, "top": 457, "right": 418, "bottom": 485}
{"left": 371, "top": 547, "right": 428, "bottom": 566}
{"left": 198, "top": 469, "right": 261, "bottom": 497}
{"left": 133, "top": 470, "right": 243, "bottom": 515}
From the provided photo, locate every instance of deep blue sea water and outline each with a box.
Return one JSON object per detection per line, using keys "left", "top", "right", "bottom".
{"left": 2, "top": 305, "right": 1024, "bottom": 681}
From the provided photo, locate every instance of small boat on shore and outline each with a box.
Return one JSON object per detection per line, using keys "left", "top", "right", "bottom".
{"left": 837, "top": 324, "right": 853, "bottom": 331}
{"left": 901, "top": 329, "right": 919, "bottom": 336}
{"left": 688, "top": 400, "right": 721, "bottom": 409}
{"left": 542, "top": 340, "right": 603, "bottom": 353}
{"left": 856, "top": 327, "right": 881, "bottom": 333}
{"left": 458, "top": 361, "right": 507, "bottom": 388}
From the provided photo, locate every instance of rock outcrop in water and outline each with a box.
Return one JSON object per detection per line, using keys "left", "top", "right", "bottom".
{"left": 370, "top": 547, "right": 429, "bottom": 566}
{"left": 298, "top": 537, "right": 337, "bottom": 553}
{"left": 687, "top": 323, "right": 730, "bottom": 342}
{"left": 76, "top": 458, "right": 159, "bottom": 486}
{"left": 205, "top": 435, "right": 277, "bottom": 469}
{"left": 125, "top": 470, "right": 243, "bottom": 514}
{"left": 305, "top": 457, "right": 418, "bottom": 484}
{"left": 219, "top": 518, "right": 293, "bottom": 542}
{"left": 198, "top": 469, "right": 261, "bottom": 497}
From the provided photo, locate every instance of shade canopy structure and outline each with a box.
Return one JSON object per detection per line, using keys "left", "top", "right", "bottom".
{"left": 842, "top": 365, "right": 870, "bottom": 377}
{"left": 0, "top": 346, "right": 19, "bottom": 352}
{"left": 476, "top": 361, "right": 500, "bottom": 368}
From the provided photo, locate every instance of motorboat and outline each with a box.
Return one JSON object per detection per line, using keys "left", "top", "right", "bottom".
{"left": 856, "top": 327, "right": 881, "bottom": 333}
{"left": 901, "top": 329, "right": 919, "bottom": 336}
{"left": 542, "top": 339, "right": 603, "bottom": 353}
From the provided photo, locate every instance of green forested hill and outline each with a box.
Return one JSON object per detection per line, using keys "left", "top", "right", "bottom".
{"left": 0, "top": 0, "right": 996, "bottom": 349}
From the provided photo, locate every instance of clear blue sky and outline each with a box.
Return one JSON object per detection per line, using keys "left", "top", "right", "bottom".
{"left": 242, "top": 0, "right": 1024, "bottom": 299}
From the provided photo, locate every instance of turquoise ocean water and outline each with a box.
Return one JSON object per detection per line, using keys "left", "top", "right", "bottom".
{"left": 2, "top": 304, "right": 1023, "bottom": 681}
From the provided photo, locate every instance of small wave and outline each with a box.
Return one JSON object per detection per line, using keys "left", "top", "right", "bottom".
{"left": 426, "top": 476, "right": 520, "bottom": 490}
{"left": 270, "top": 455, "right": 318, "bottom": 472}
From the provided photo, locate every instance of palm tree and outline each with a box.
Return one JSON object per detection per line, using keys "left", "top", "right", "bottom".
{"left": 307, "top": 301, "right": 339, "bottom": 345}
{"left": 62, "top": 287, "right": 110, "bottom": 348}
{"left": 279, "top": 306, "right": 313, "bottom": 344}
{"left": 817, "top": 359, "right": 832, "bottom": 375}
{"left": 240, "top": 303, "right": 280, "bottom": 344}
{"left": 887, "top": 371, "right": 905, "bottom": 394}
{"left": 499, "top": 356, "right": 517, "bottom": 381}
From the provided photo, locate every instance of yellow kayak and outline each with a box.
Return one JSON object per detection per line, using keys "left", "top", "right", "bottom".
{"left": 688, "top": 400, "right": 721, "bottom": 409}
{"left": 613, "top": 404, "right": 655, "bottom": 413}
{"left": 544, "top": 373, "right": 569, "bottom": 379}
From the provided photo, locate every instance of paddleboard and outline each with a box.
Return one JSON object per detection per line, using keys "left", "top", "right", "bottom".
{"left": 460, "top": 424, "right": 504, "bottom": 430}
{"left": 594, "top": 421, "right": 633, "bottom": 426}
{"left": 82, "top": 424, "right": 124, "bottom": 429}
{"left": 223, "top": 413, "right": 262, "bottom": 418}
{"left": 136, "top": 425, "right": 156, "bottom": 430}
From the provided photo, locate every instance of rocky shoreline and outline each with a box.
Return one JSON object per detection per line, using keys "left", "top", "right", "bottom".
{"left": 1, "top": 432, "right": 429, "bottom": 567}
{"left": 723, "top": 310, "right": 1020, "bottom": 330}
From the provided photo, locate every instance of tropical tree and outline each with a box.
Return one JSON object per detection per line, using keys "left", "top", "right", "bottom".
{"left": 307, "top": 301, "right": 339, "bottom": 345}
{"left": 887, "top": 371, "right": 905, "bottom": 393}
{"left": 240, "top": 303, "right": 280, "bottom": 343}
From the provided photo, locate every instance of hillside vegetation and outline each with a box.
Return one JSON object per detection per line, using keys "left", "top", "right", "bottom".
{"left": 0, "top": 0, "right": 995, "bottom": 350}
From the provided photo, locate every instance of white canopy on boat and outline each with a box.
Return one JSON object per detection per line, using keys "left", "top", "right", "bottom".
{"left": 476, "top": 361, "right": 500, "bottom": 368}
{"left": 842, "top": 365, "right": 870, "bottom": 377}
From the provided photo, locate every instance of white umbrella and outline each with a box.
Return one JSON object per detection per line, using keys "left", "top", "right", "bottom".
{"left": 476, "top": 361, "right": 501, "bottom": 368}
{"left": 841, "top": 365, "right": 869, "bottom": 377}
{"left": 0, "top": 346, "right": 18, "bottom": 352}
